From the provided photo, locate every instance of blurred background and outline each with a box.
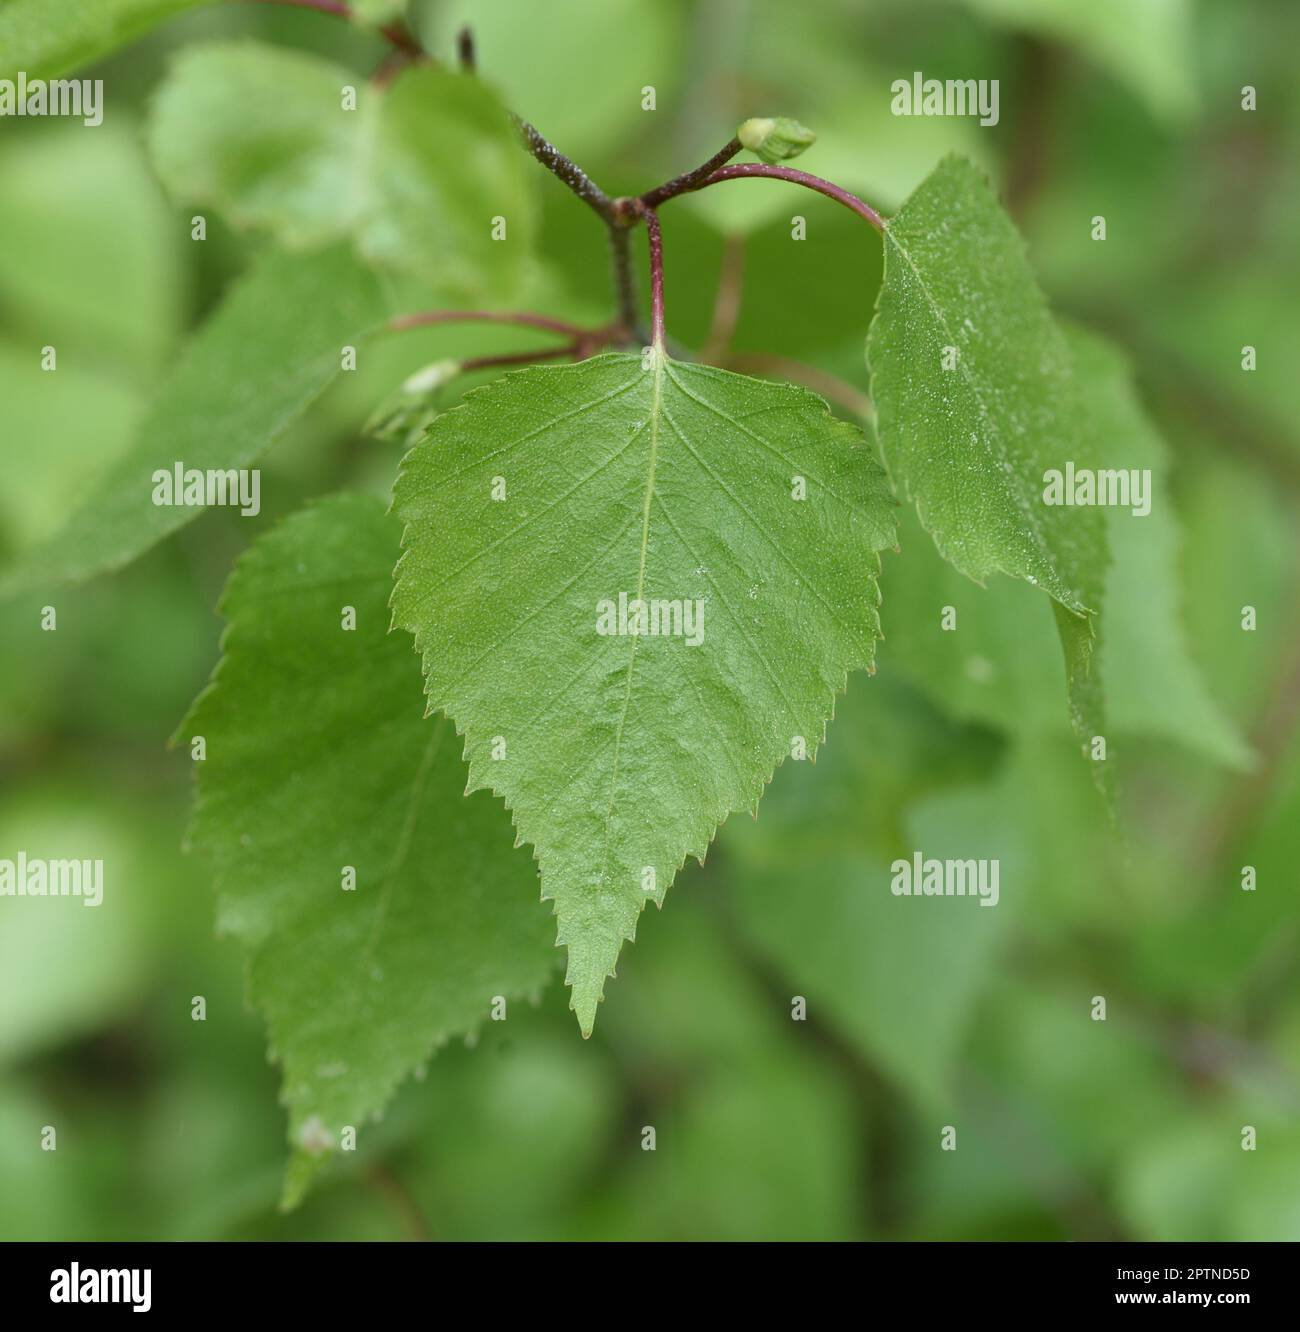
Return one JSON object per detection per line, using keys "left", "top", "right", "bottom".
{"left": 0, "top": 0, "right": 1297, "bottom": 1240}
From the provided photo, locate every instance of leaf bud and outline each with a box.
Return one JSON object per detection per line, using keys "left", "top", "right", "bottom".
{"left": 737, "top": 116, "right": 817, "bottom": 164}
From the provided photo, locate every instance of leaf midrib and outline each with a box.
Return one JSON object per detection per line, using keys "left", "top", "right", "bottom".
{"left": 597, "top": 351, "right": 665, "bottom": 892}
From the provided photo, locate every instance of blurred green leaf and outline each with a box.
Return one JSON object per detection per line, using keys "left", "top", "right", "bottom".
{"left": 405, "top": 1032, "right": 618, "bottom": 1239}
{"left": 1176, "top": 455, "right": 1294, "bottom": 726}
{"left": 724, "top": 672, "right": 1011, "bottom": 1104}
{"left": 618, "top": 1051, "right": 860, "bottom": 1240}
{"left": 147, "top": 41, "right": 375, "bottom": 251}
{"left": 972, "top": 978, "right": 1188, "bottom": 1172}
{"left": 0, "top": 243, "right": 385, "bottom": 595}
{"left": 368, "top": 64, "right": 536, "bottom": 299}
{"left": 879, "top": 504, "right": 1072, "bottom": 734}
{"left": 0, "top": 120, "right": 182, "bottom": 377}
{"left": 0, "top": 0, "right": 211, "bottom": 81}
{"left": 0, "top": 120, "right": 184, "bottom": 564}
{"left": 1127, "top": 741, "right": 1300, "bottom": 1009}
{"left": 0, "top": 345, "right": 141, "bottom": 557}
{"left": 1119, "top": 1115, "right": 1300, "bottom": 1240}
{"left": 0, "top": 790, "right": 151, "bottom": 1061}
{"left": 1144, "top": 260, "right": 1300, "bottom": 461}
{"left": 590, "top": 889, "right": 862, "bottom": 1240}
{"left": 148, "top": 49, "right": 536, "bottom": 300}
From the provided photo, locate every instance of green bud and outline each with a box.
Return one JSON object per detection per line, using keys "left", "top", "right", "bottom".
{"left": 737, "top": 116, "right": 817, "bottom": 164}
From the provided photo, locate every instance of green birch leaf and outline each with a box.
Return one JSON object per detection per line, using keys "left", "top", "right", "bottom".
{"left": 147, "top": 49, "right": 535, "bottom": 301}
{"left": 868, "top": 154, "right": 1109, "bottom": 771}
{"left": 178, "top": 493, "right": 555, "bottom": 1206}
{"left": 392, "top": 350, "right": 896, "bottom": 1033}
{"left": 0, "top": 244, "right": 385, "bottom": 595}
{"left": 869, "top": 154, "right": 1103, "bottom": 614}
{"left": 0, "top": 0, "right": 211, "bottom": 81}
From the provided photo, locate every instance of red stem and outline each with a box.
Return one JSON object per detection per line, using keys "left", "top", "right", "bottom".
{"left": 701, "top": 164, "right": 887, "bottom": 233}
{"left": 645, "top": 210, "right": 665, "bottom": 350}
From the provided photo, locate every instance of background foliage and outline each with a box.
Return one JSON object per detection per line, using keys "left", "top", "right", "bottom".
{"left": 1, "top": 0, "right": 1297, "bottom": 1240}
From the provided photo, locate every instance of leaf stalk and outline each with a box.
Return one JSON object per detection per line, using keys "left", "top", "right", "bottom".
{"left": 645, "top": 210, "right": 666, "bottom": 351}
